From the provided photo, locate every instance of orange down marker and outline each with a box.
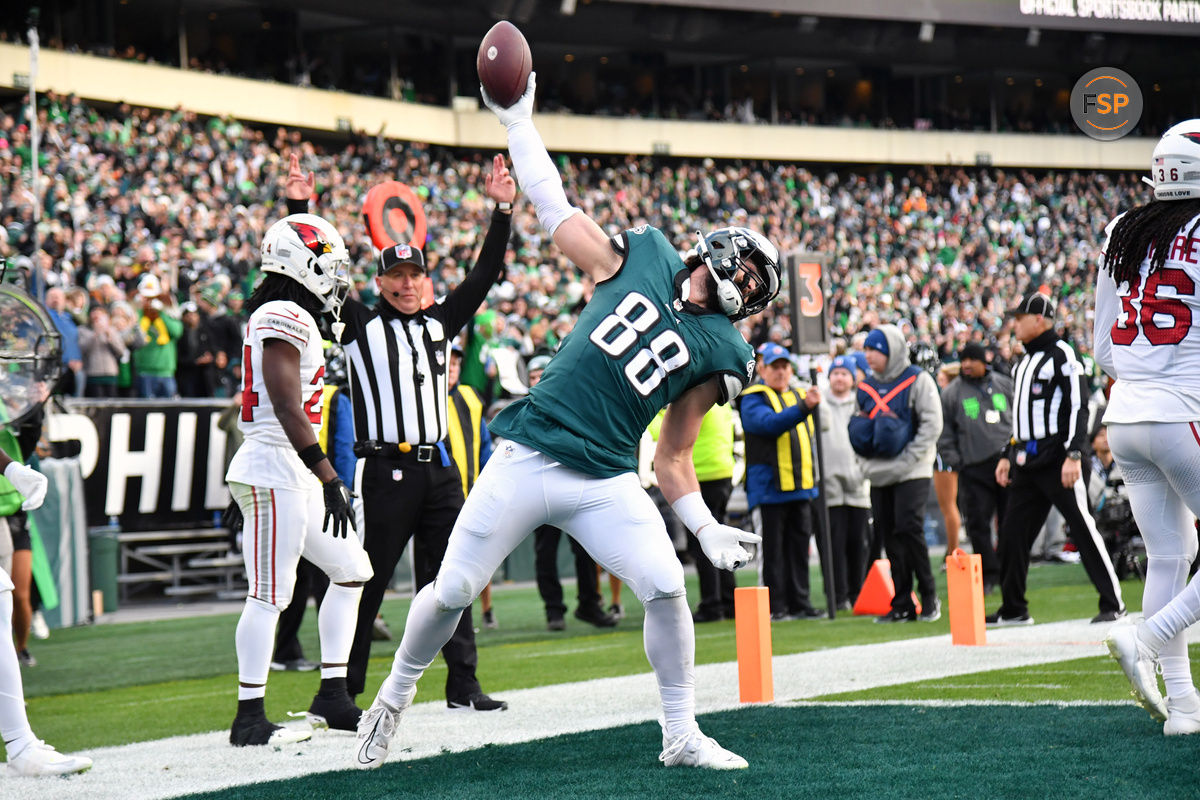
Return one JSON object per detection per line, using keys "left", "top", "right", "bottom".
{"left": 734, "top": 586, "right": 773, "bottom": 703}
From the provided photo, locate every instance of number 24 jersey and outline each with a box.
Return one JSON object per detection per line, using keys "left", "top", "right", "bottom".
{"left": 226, "top": 300, "right": 326, "bottom": 490}
{"left": 490, "top": 225, "right": 755, "bottom": 478}
{"left": 1095, "top": 211, "right": 1200, "bottom": 423}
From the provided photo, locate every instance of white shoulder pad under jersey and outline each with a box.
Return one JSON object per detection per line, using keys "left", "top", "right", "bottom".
{"left": 238, "top": 300, "right": 326, "bottom": 446}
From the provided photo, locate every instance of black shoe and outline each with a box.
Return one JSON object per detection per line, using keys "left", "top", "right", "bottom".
{"left": 875, "top": 608, "right": 917, "bottom": 624}
{"left": 918, "top": 598, "right": 942, "bottom": 622}
{"left": 307, "top": 691, "right": 363, "bottom": 731}
{"left": 447, "top": 692, "right": 508, "bottom": 712}
{"left": 372, "top": 616, "right": 393, "bottom": 641}
{"left": 574, "top": 606, "right": 618, "bottom": 628}
{"left": 836, "top": 600, "right": 853, "bottom": 612}
{"left": 1091, "top": 608, "right": 1127, "bottom": 623}
{"left": 547, "top": 616, "right": 567, "bottom": 631}
{"left": 794, "top": 607, "right": 826, "bottom": 619}
{"left": 230, "top": 712, "right": 312, "bottom": 746}
{"left": 985, "top": 610, "right": 1034, "bottom": 626}
{"left": 770, "top": 611, "right": 795, "bottom": 622}
{"left": 692, "top": 608, "right": 724, "bottom": 623}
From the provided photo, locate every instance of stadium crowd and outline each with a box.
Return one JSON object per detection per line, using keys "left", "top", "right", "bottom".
{"left": 0, "top": 92, "right": 1146, "bottom": 400}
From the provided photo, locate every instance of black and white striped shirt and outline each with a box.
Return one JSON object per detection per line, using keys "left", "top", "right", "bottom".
{"left": 1009, "top": 328, "right": 1089, "bottom": 459}
{"left": 336, "top": 210, "right": 511, "bottom": 447}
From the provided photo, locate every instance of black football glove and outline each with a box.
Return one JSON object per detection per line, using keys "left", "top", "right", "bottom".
{"left": 322, "top": 477, "right": 356, "bottom": 539}
{"left": 222, "top": 499, "right": 244, "bottom": 553}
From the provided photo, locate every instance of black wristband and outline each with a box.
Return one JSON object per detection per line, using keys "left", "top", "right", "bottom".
{"left": 298, "top": 443, "right": 327, "bottom": 470}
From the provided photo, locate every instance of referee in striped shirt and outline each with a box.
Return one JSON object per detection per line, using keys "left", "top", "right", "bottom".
{"left": 285, "top": 154, "right": 514, "bottom": 711}
{"left": 987, "top": 291, "right": 1124, "bottom": 626}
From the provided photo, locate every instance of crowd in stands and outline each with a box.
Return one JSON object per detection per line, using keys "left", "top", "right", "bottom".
{"left": 0, "top": 92, "right": 1149, "bottom": 402}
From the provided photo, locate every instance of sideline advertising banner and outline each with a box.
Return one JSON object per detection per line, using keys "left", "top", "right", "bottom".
{"left": 47, "top": 399, "right": 232, "bottom": 531}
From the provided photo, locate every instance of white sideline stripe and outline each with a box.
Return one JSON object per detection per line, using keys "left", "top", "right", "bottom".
{"left": 13, "top": 618, "right": 1182, "bottom": 799}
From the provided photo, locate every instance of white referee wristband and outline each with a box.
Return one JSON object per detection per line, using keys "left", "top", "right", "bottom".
{"left": 672, "top": 491, "right": 718, "bottom": 535}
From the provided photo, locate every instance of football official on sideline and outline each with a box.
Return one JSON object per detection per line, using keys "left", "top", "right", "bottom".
{"left": 283, "top": 153, "right": 513, "bottom": 711}
{"left": 987, "top": 292, "right": 1124, "bottom": 626}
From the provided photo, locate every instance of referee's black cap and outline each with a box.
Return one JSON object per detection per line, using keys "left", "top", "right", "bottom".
{"left": 1007, "top": 291, "right": 1056, "bottom": 319}
{"left": 378, "top": 241, "right": 426, "bottom": 275}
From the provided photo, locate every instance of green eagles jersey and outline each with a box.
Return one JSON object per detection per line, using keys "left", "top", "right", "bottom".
{"left": 491, "top": 225, "right": 755, "bottom": 477}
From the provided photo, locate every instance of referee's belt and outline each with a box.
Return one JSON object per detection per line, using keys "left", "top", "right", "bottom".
{"left": 353, "top": 440, "right": 439, "bottom": 463}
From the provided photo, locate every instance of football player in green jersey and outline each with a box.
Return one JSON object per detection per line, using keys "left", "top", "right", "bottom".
{"left": 356, "top": 72, "right": 781, "bottom": 772}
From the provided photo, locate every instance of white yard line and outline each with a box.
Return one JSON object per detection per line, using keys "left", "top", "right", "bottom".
{"left": 12, "top": 618, "right": 1169, "bottom": 799}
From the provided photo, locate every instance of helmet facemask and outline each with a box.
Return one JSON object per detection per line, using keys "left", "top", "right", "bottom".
{"left": 696, "top": 227, "right": 781, "bottom": 321}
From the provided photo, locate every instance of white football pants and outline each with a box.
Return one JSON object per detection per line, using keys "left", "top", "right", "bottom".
{"left": 1107, "top": 421, "right": 1200, "bottom": 696}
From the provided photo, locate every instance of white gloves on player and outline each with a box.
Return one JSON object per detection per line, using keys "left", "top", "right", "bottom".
{"left": 697, "top": 523, "right": 761, "bottom": 571}
{"left": 481, "top": 72, "right": 537, "bottom": 129}
{"left": 672, "top": 491, "right": 760, "bottom": 571}
{"left": 5, "top": 461, "right": 48, "bottom": 511}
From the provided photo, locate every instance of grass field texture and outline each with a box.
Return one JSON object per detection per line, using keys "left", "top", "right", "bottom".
{"left": 22, "top": 560, "right": 1166, "bottom": 756}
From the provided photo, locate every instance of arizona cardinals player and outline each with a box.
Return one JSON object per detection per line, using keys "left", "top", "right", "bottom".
{"left": 225, "top": 213, "right": 372, "bottom": 746}
{"left": 1099, "top": 120, "right": 1200, "bottom": 735}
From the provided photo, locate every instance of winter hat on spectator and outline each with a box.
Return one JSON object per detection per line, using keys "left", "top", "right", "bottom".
{"left": 829, "top": 355, "right": 857, "bottom": 379}
{"left": 528, "top": 354, "right": 552, "bottom": 374}
{"left": 137, "top": 274, "right": 162, "bottom": 298}
{"left": 199, "top": 284, "right": 223, "bottom": 307}
{"left": 959, "top": 343, "right": 989, "bottom": 363}
{"left": 863, "top": 329, "right": 890, "bottom": 355}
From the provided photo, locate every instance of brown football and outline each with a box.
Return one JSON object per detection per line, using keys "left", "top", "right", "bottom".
{"left": 477, "top": 21, "right": 532, "bottom": 109}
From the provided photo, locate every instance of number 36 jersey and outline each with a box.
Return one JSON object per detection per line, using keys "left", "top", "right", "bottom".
{"left": 1095, "top": 211, "right": 1200, "bottom": 423}
{"left": 226, "top": 300, "right": 326, "bottom": 491}
{"left": 490, "top": 225, "right": 754, "bottom": 478}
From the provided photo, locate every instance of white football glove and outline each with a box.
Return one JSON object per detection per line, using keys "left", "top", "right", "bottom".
{"left": 697, "top": 523, "right": 761, "bottom": 571}
{"left": 5, "top": 461, "right": 48, "bottom": 511}
{"left": 481, "top": 71, "right": 537, "bottom": 129}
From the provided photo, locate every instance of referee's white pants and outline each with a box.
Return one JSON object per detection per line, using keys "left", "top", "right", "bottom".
{"left": 434, "top": 441, "right": 686, "bottom": 612}
{"left": 1108, "top": 422, "right": 1200, "bottom": 659}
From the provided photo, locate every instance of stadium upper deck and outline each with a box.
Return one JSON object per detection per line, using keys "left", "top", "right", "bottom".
{"left": 3, "top": 0, "right": 1195, "bottom": 136}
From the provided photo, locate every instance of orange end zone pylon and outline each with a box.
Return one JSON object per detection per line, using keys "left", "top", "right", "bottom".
{"left": 734, "top": 586, "right": 773, "bottom": 703}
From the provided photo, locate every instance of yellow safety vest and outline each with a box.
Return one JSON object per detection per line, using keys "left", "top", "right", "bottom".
{"left": 447, "top": 384, "right": 485, "bottom": 496}
{"left": 742, "top": 383, "right": 815, "bottom": 492}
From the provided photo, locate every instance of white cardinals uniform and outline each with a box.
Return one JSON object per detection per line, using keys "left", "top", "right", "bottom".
{"left": 1095, "top": 211, "right": 1200, "bottom": 697}
{"left": 226, "top": 300, "right": 371, "bottom": 608}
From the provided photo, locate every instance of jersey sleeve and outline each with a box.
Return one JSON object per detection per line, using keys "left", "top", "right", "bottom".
{"left": 255, "top": 302, "right": 315, "bottom": 353}
{"left": 705, "top": 329, "right": 756, "bottom": 404}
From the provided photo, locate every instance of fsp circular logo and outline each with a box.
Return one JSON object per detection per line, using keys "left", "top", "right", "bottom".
{"left": 1071, "top": 67, "right": 1142, "bottom": 141}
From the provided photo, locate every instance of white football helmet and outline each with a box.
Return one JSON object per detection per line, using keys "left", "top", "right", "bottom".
{"left": 695, "top": 226, "right": 781, "bottom": 321}
{"left": 1146, "top": 120, "right": 1200, "bottom": 200}
{"left": 260, "top": 214, "right": 351, "bottom": 312}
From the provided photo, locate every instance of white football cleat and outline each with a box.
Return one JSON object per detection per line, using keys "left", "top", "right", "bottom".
{"left": 7, "top": 740, "right": 93, "bottom": 777}
{"left": 659, "top": 728, "right": 748, "bottom": 770}
{"left": 1105, "top": 620, "right": 1167, "bottom": 722}
{"left": 354, "top": 694, "right": 408, "bottom": 770}
{"left": 1164, "top": 691, "right": 1200, "bottom": 736}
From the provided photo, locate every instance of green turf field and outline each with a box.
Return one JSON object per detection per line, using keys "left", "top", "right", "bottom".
{"left": 172, "top": 704, "right": 1190, "bottom": 800}
{"left": 21, "top": 560, "right": 1159, "bottom": 753}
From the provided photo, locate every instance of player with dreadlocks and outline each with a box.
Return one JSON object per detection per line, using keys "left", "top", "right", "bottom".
{"left": 224, "top": 213, "right": 373, "bottom": 746}
{"left": 1099, "top": 120, "right": 1200, "bottom": 736}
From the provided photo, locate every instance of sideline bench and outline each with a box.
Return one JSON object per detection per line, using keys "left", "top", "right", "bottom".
{"left": 118, "top": 528, "right": 246, "bottom": 599}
